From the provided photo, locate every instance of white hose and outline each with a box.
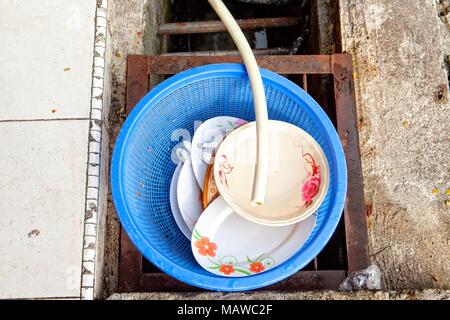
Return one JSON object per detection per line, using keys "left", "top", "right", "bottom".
{"left": 208, "top": 0, "right": 269, "bottom": 206}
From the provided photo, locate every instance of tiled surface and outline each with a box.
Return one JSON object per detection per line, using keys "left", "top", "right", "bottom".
{"left": 80, "top": 0, "right": 109, "bottom": 300}
{"left": 0, "top": 0, "right": 102, "bottom": 299}
{"left": 0, "top": 0, "right": 96, "bottom": 120}
{"left": 0, "top": 120, "right": 90, "bottom": 299}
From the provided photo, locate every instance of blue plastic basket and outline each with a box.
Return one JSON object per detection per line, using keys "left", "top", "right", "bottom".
{"left": 111, "top": 63, "right": 347, "bottom": 291}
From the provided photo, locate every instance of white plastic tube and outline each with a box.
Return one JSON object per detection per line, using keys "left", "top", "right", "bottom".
{"left": 208, "top": 0, "right": 268, "bottom": 206}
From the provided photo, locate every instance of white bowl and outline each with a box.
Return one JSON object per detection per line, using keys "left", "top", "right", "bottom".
{"left": 213, "top": 120, "right": 329, "bottom": 226}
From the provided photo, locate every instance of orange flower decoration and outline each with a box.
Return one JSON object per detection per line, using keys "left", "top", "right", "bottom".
{"left": 249, "top": 262, "right": 265, "bottom": 273}
{"left": 194, "top": 237, "right": 217, "bottom": 257}
{"left": 219, "top": 264, "right": 235, "bottom": 275}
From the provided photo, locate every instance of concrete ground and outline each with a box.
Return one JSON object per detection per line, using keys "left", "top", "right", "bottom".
{"left": 0, "top": 0, "right": 107, "bottom": 299}
{"left": 0, "top": 0, "right": 95, "bottom": 299}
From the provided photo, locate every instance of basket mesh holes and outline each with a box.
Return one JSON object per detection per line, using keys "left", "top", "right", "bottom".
{"left": 122, "top": 76, "right": 336, "bottom": 273}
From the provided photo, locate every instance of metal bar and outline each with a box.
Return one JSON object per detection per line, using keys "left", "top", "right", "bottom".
{"left": 158, "top": 17, "right": 300, "bottom": 35}
{"left": 161, "top": 47, "right": 290, "bottom": 57}
{"left": 303, "top": 72, "right": 318, "bottom": 272}
{"left": 313, "top": 258, "right": 319, "bottom": 271}
{"left": 125, "top": 55, "right": 150, "bottom": 114}
{"left": 331, "top": 53, "right": 370, "bottom": 271}
{"left": 140, "top": 270, "right": 345, "bottom": 292}
{"left": 119, "top": 229, "right": 143, "bottom": 292}
{"left": 146, "top": 55, "right": 332, "bottom": 74}
{"left": 302, "top": 74, "right": 308, "bottom": 91}
{"left": 140, "top": 274, "right": 201, "bottom": 292}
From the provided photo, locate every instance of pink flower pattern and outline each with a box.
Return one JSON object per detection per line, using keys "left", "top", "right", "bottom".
{"left": 298, "top": 145, "right": 321, "bottom": 208}
{"left": 218, "top": 155, "right": 233, "bottom": 189}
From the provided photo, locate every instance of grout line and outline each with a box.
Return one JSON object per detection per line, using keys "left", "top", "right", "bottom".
{"left": 0, "top": 118, "right": 90, "bottom": 123}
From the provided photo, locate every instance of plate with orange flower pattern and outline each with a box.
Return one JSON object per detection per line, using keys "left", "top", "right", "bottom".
{"left": 191, "top": 196, "right": 317, "bottom": 277}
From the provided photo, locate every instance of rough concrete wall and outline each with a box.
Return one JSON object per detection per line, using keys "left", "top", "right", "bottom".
{"left": 102, "top": 0, "right": 169, "bottom": 299}
{"left": 108, "top": 289, "right": 450, "bottom": 300}
{"left": 311, "top": 0, "right": 341, "bottom": 54}
{"left": 339, "top": 0, "right": 450, "bottom": 289}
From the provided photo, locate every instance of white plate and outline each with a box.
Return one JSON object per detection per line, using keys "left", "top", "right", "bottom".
{"left": 192, "top": 197, "right": 317, "bottom": 277}
{"left": 191, "top": 116, "right": 247, "bottom": 190}
{"left": 177, "top": 160, "right": 203, "bottom": 231}
{"left": 170, "top": 162, "right": 192, "bottom": 239}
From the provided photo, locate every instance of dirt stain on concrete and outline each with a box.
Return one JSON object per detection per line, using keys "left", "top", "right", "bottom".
{"left": 27, "top": 229, "right": 40, "bottom": 238}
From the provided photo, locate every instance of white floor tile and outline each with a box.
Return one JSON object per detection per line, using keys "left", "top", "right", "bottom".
{"left": 0, "top": 120, "right": 89, "bottom": 298}
{"left": 0, "top": 1, "right": 96, "bottom": 120}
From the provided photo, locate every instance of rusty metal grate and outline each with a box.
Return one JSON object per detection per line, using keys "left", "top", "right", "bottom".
{"left": 117, "top": 53, "right": 369, "bottom": 292}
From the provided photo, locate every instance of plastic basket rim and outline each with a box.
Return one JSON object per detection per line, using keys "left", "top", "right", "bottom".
{"left": 111, "top": 63, "right": 347, "bottom": 291}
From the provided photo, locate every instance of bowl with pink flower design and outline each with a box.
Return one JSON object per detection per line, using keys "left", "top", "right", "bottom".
{"left": 214, "top": 120, "right": 330, "bottom": 226}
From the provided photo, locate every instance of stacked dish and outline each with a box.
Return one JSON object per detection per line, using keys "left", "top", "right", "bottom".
{"left": 170, "top": 116, "right": 329, "bottom": 277}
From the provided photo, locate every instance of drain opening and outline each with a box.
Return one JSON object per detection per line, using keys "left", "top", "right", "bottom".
{"left": 119, "top": 0, "right": 368, "bottom": 293}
